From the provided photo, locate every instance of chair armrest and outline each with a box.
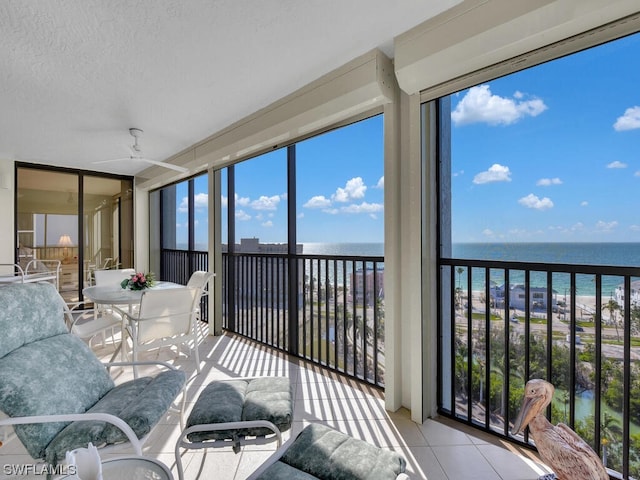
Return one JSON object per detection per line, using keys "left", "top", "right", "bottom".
{"left": 105, "top": 360, "right": 179, "bottom": 371}
{"left": 245, "top": 433, "right": 298, "bottom": 480}
{"left": 0, "top": 412, "right": 143, "bottom": 456}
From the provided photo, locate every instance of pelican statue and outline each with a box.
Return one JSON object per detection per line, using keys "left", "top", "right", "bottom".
{"left": 511, "top": 379, "right": 609, "bottom": 480}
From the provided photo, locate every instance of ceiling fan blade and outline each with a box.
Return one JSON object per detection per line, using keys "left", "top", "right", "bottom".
{"left": 135, "top": 157, "right": 189, "bottom": 173}
{"left": 93, "top": 157, "right": 188, "bottom": 173}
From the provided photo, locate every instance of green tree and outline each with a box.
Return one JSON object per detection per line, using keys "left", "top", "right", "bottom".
{"left": 603, "top": 298, "right": 621, "bottom": 343}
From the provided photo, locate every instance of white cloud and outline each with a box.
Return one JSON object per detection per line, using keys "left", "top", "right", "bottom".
{"left": 250, "top": 195, "right": 280, "bottom": 211}
{"left": 536, "top": 177, "right": 562, "bottom": 186}
{"left": 333, "top": 177, "right": 367, "bottom": 203}
{"left": 297, "top": 212, "right": 304, "bottom": 219}
{"left": 580, "top": 201, "right": 589, "bottom": 207}
{"left": 595, "top": 220, "right": 618, "bottom": 232}
{"left": 482, "top": 229, "right": 494, "bottom": 237}
{"left": 375, "top": 176, "right": 384, "bottom": 189}
{"left": 613, "top": 106, "right": 640, "bottom": 131}
{"left": 178, "top": 193, "right": 209, "bottom": 213}
{"left": 451, "top": 85, "right": 547, "bottom": 126}
{"left": 194, "top": 192, "right": 208, "bottom": 209}
{"left": 322, "top": 208, "right": 339, "bottom": 215}
{"left": 340, "top": 202, "right": 383, "bottom": 214}
{"left": 473, "top": 164, "right": 512, "bottom": 184}
{"left": 452, "top": 170, "right": 464, "bottom": 177}
{"left": 235, "top": 194, "right": 250, "bottom": 207}
{"left": 261, "top": 221, "right": 273, "bottom": 227}
{"left": 221, "top": 195, "right": 228, "bottom": 208}
{"left": 518, "top": 194, "right": 553, "bottom": 210}
{"left": 607, "top": 161, "right": 627, "bottom": 169}
{"left": 304, "top": 195, "right": 332, "bottom": 209}
{"left": 235, "top": 210, "right": 251, "bottom": 221}
{"left": 636, "top": 171, "right": 640, "bottom": 177}
{"left": 630, "top": 225, "right": 640, "bottom": 232}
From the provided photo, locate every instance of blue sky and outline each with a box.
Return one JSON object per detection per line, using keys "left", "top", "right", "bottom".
{"left": 177, "top": 32, "right": 639, "bottom": 247}
{"left": 451, "top": 32, "right": 640, "bottom": 243}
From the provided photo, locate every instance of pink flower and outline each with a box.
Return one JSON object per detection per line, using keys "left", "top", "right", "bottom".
{"left": 139, "top": 274, "right": 146, "bottom": 283}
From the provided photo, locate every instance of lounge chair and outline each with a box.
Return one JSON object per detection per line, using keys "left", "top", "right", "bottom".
{"left": 0, "top": 282, "right": 186, "bottom": 466}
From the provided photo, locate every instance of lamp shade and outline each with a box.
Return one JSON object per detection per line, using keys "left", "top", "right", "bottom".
{"left": 58, "top": 234, "right": 73, "bottom": 247}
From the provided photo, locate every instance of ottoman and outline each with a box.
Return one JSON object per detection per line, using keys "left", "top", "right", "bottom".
{"left": 175, "top": 376, "right": 293, "bottom": 480}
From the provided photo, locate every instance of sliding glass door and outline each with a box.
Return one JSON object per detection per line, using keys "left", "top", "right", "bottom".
{"left": 16, "top": 164, "right": 133, "bottom": 302}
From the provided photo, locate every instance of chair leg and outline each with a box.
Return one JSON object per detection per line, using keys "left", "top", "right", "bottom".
{"left": 193, "top": 336, "right": 200, "bottom": 374}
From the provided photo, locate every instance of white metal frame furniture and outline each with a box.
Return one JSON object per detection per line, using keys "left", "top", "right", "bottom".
{"left": 186, "top": 270, "right": 215, "bottom": 323}
{"left": 82, "top": 281, "right": 185, "bottom": 363}
{"left": 116, "top": 287, "right": 201, "bottom": 374}
{"left": 0, "top": 282, "right": 187, "bottom": 467}
{"left": 174, "top": 376, "right": 293, "bottom": 480}
{"left": 0, "top": 260, "right": 61, "bottom": 290}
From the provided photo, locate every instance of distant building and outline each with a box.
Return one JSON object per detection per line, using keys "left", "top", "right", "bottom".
{"left": 348, "top": 265, "right": 384, "bottom": 306}
{"left": 225, "top": 238, "right": 304, "bottom": 307}
{"left": 614, "top": 279, "right": 640, "bottom": 307}
{"left": 490, "top": 283, "right": 557, "bottom": 311}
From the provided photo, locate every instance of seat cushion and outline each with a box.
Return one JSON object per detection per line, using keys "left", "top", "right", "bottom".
{"left": 278, "top": 424, "right": 406, "bottom": 480}
{"left": 255, "top": 461, "right": 320, "bottom": 480}
{"left": 186, "top": 377, "right": 293, "bottom": 443}
{"left": 0, "top": 283, "right": 68, "bottom": 358}
{"left": 0, "top": 333, "right": 115, "bottom": 460}
{"left": 43, "top": 369, "right": 186, "bottom": 465}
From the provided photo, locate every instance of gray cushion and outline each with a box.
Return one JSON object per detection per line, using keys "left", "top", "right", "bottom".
{"left": 0, "top": 334, "right": 115, "bottom": 460}
{"left": 43, "top": 369, "right": 186, "bottom": 465}
{"left": 279, "top": 424, "right": 406, "bottom": 480}
{"left": 0, "top": 283, "right": 67, "bottom": 358}
{"left": 255, "top": 461, "right": 320, "bottom": 480}
{"left": 186, "top": 377, "right": 293, "bottom": 443}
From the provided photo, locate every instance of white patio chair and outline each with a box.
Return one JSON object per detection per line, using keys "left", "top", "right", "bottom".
{"left": 117, "top": 287, "right": 201, "bottom": 374}
{"left": 186, "top": 270, "right": 215, "bottom": 323}
{"left": 64, "top": 300, "right": 121, "bottom": 350}
{"left": 93, "top": 268, "right": 136, "bottom": 287}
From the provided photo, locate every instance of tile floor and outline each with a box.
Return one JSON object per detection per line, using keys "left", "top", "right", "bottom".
{"left": 0, "top": 326, "right": 553, "bottom": 479}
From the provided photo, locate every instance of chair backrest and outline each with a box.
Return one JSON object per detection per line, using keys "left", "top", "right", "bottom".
{"left": 94, "top": 268, "right": 136, "bottom": 287}
{"left": 135, "top": 287, "right": 198, "bottom": 344}
{"left": 0, "top": 283, "right": 67, "bottom": 358}
{"left": 186, "top": 271, "right": 214, "bottom": 300}
{"left": 0, "top": 283, "right": 115, "bottom": 459}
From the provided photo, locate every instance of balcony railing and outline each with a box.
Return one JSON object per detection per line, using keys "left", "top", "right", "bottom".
{"left": 222, "top": 252, "right": 385, "bottom": 388}
{"left": 160, "top": 248, "right": 209, "bottom": 322}
{"left": 439, "top": 257, "right": 640, "bottom": 479}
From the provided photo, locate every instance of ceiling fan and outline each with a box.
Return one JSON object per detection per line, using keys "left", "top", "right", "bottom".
{"left": 94, "top": 128, "right": 188, "bottom": 173}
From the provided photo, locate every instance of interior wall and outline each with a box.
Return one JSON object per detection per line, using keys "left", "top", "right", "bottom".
{"left": 0, "top": 160, "right": 14, "bottom": 264}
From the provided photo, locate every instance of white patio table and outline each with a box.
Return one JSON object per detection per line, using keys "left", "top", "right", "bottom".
{"left": 83, "top": 281, "right": 185, "bottom": 361}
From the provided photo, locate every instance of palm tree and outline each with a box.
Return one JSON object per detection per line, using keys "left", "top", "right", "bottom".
{"left": 601, "top": 412, "right": 623, "bottom": 467}
{"left": 603, "top": 299, "right": 621, "bottom": 343}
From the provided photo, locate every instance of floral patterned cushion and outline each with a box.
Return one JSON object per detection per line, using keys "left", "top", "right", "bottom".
{"left": 186, "top": 377, "right": 293, "bottom": 443}
{"left": 0, "top": 283, "right": 67, "bottom": 358}
{"left": 0, "top": 333, "right": 115, "bottom": 460}
{"left": 255, "top": 424, "right": 406, "bottom": 480}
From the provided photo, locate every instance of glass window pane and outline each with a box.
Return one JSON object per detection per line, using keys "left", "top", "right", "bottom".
{"left": 296, "top": 115, "right": 384, "bottom": 253}
{"left": 234, "top": 149, "right": 288, "bottom": 245}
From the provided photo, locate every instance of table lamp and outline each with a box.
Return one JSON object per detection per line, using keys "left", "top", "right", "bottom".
{"left": 58, "top": 234, "right": 73, "bottom": 264}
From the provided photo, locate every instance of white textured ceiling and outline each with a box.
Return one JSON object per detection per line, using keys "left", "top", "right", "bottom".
{"left": 1, "top": 0, "right": 457, "bottom": 176}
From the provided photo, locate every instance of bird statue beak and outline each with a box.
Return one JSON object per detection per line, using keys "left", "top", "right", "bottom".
{"left": 511, "top": 396, "right": 537, "bottom": 436}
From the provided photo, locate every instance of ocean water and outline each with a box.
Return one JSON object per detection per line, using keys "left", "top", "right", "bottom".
{"left": 452, "top": 242, "right": 640, "bottom": 267}
{"left": 301, "top": 242, "right": 640, "bottom": 296}
{"left": 302, "top": 242, "right": 384, "bottom": 257}
{"left": 452, "top": 243, "right": 640, "bottom": 296}
{"left": 302, "top": 242, "right": 640, "bottom": 266}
